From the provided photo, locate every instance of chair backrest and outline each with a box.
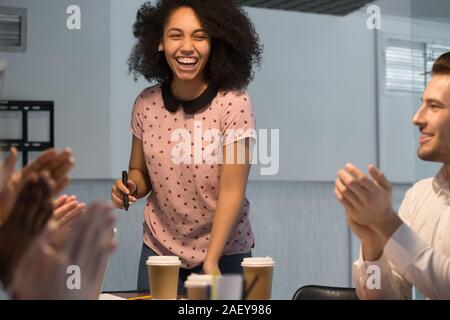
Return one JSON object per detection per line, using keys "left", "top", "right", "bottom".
{"left": 292, "top": 285, "right": 359, "bottom": 300}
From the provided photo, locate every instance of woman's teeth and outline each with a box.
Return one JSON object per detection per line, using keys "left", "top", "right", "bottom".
{"left": 176, "top": 57, "right": 198, "bottom": 65}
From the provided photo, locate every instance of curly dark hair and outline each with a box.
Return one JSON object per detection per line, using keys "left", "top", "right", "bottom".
{"left": 128, "top": 0, "right": 263, "bottom": 91}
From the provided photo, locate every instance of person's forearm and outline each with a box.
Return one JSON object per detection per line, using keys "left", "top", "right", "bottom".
{"left": 357, "top": 237, "right": 402, "bottom": 299}
{"left": 356, "top": 215, "right": 411, "bottom": 300}
{"left": 355, "top": 234, "right": 412, "bottom": 300}
{"left": 378, "top": 221, "right": 450, "bottom": 299}
{"left": 205, "top": 190, "right": 245, "bottom": 264}
{"left": 128, "top": 169, "right": 151, "bottom": 199}
{"left": 357, "top": 211, "right": 403, "bottom": 262}
{"left": 374, "top": 214, "right": 403, "bottom": 245}
{"left": 353, "top": 258, "right": 411, "bottom": 300}
{"left": 361, "top": 237, "right": 384, "bottom": 262}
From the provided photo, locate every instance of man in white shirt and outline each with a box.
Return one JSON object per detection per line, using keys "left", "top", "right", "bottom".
{"left": 335, "top": 52, "right": 450, "bottom": 299}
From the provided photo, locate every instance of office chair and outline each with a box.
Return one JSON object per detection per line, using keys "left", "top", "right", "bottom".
{"left": 292, "top": 285, "right": 359, "bottom": 300}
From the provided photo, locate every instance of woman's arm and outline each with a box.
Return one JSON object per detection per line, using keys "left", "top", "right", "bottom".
{"left": 128, "top": 135, "right": 152, "bottom": 199}
{"left": 203, "top": 138, "right": 252, "bottom": 274}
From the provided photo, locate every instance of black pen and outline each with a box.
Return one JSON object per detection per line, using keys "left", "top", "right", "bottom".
{"left": 122, "top": 170, "right": 129, "bottom": 211}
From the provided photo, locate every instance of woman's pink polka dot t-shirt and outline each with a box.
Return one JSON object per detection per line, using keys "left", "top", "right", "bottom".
{"left": 130, "top": 84, "right": 256, "bottom": 269}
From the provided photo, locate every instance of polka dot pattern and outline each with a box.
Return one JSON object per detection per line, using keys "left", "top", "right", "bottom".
{"left": 130, "top": 85, "right": 255, "bottom": 269}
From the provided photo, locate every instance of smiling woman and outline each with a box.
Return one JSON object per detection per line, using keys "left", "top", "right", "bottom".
{"left": 128, "top": 0, "right": 262, "bottom": 91}
{"left": 159, "top": 6, "right": 212, "bottom": 100}
{"left": 112, "top": 0, "right": 263, "bottom": 295}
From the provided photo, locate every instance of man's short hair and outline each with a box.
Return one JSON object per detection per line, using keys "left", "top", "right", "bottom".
{"left": 432, "top": 52, "right": 450, "bottom": 75}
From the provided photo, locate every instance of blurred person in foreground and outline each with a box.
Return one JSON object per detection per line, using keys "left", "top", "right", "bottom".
{"left": 0, "top": 147, "right": 117, "bottom": 299}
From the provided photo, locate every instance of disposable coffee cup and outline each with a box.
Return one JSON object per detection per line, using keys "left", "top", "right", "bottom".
{"left": 184, "top": 274, "right": 213, "bottom": 300}
{"left": 241, "top": 257, "right": 275, "bottom": 300}
{"left": 146, "top": 256, "right": 181, "bottom": 300}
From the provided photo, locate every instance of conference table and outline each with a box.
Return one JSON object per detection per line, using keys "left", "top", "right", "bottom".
{"left": 101, "top": 290, "right": 183, "bottom": 300}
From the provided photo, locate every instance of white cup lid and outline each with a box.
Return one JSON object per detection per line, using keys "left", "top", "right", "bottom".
{"left": 187, "top": 274, "right": 214, "bottom": 281}
{"left": 185, "top": 274, "right": 215, "bottom": 288}
{"left": 146, "top": 256, "right": 181, "bottom": 266}
{"left": 241, "top": 257, "right": 275, "bottom": 267}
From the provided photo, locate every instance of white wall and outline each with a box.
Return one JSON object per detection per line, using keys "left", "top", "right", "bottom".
{"left": 108, "top": 3, "right": 450, "bottom": 183}
{"left": 109, "top": 4, "right": 379, "bottom": 182}
{"left": 246, "top": 8, "right": 377, "bottom": 181}
{"left": 6, "top": 1, "right": 425, "bottom": 184}
{"left": 0, "top": 0, "right": 112, "bottom": 179}
{"left": 109, "top": 0, "right": 150, "bottom": 179}
{"left": 3, "top": 1, "right": 448, "bottom": 183}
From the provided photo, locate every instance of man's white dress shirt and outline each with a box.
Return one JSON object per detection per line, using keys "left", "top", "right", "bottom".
{"left": 353, "top": 166, "right": 450, "bottom": 299}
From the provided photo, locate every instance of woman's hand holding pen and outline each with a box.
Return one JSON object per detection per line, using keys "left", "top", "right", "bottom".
{"left": 111, "top": 179, "right": 138, "bottom": 209}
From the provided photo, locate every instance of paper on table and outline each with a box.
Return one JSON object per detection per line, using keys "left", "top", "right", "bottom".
{"left": 98, "top": 293, "right": 127, "bottom": 300}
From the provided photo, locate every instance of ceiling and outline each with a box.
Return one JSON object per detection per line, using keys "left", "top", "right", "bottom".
{"left": 237, "top": 0, "right": 375, "bottom": 16}
{"left": 238, "top": 0, "right": 450, "bottom": 22}
{"left": 368, "top": 0, "right": 450, "bottom": 24}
